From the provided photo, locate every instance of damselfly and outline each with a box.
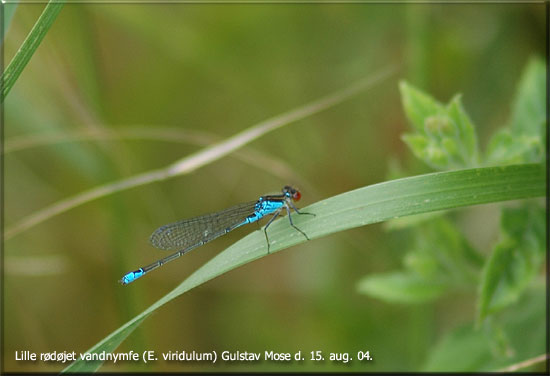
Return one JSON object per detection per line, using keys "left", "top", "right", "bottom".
{"left": 120, "top": 186, "right": 314, "bottom": 285}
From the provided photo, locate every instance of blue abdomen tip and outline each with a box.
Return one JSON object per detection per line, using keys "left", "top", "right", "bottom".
{"left": 120, "top": 269, "right": 144, "bottom": 285}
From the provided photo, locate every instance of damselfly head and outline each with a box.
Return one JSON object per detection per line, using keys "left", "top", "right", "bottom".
{"left": 283, "top": 185, "right": 301, "bottom": 201}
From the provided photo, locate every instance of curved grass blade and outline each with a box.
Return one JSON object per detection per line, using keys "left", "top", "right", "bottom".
{"left": 62, "top": 163, "right": 544, "bottom": 373}
{"left": 62, "top": 314, "right": 150, "bottom": 373}
{"left": 3, "top": 126, "right": 318, "bottom": 195}
{"left": 5, "top": 66, "right": 396, "bottom": 240}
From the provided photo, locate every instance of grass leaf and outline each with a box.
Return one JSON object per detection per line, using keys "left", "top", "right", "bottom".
{"left": 61, "top": 315, "right": 150, "bottom": 373}
{"left": 63, "top": 163, "right": 543, "bottom": 372}
{"left": 5, "top": 68, "right": 396, "bottom": 240}
{"left": 1, "top": 0, "right": 65, "bottom": 101}
{"left": 357, "top": 271, "right": 449, "bottom": 303}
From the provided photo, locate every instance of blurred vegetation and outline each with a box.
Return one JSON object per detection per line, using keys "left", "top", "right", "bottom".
{"left": 358, "top": 58, "right": 545, "bottom": 371}
{"left": 3, "top": 2, "right": 545, "bottom": 373}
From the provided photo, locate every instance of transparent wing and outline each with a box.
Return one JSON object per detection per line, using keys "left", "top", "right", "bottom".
{"left": 149, "top": 201, "right": 258, "bottom": 250}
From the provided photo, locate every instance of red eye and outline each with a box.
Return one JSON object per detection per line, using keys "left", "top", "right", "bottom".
{"left": 293, "top": 191, "right": 301, "bottom": 201}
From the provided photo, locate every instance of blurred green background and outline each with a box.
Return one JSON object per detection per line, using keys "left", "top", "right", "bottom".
{"left": 3, "top": 3, "right": 545, "bottom": 372}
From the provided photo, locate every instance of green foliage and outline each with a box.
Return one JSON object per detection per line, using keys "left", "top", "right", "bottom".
{"left": 357, "top": 271, "right": 449, "bottom": 304}
{"left": 360, "top": 57, "right": 545, "bottom": 371}
{"left": 407, "top": 218, "right": 484, "bottom": 283}
{"left": 486, "top": 58, "right": 546, "bottom": 165}
{"left": 400, "top": 82, "right": 479, "bottom": 170}
{"left": 477, "top": 205, "right": 545, "bottom": 322}
{"left": 400, "top": 57, "right": 545, "bottom": 170}
{"left": 423, "top": 289, "right": 544, "bottom": 371}
{"left": 358, "top": 217, "right": 482, "bottom": 304}
{"left": 508, "top": 59, "right": 546, "bottom": 135}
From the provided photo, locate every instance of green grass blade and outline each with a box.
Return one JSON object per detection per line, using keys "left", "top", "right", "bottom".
{"left": 1, "top": 0, "right": 65, "bottom": 102}
{"left": 4, "top": 67, "right": 395, "bottom": 240}
{"left": 62, "top": 314, "right": 150, "bottom": 373}
{"left": 63, "top": 163, "right": 544, "bottom": 373}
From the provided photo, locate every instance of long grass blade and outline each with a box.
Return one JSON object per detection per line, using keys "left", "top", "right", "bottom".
{"left": 1, "top": 0, "right": 65, "bottom": 101}
{"left": 62, "top": 163, "right": 544, "bottom": 373}
{"left": 5, "top": 67, "right": 396, "bottom": 240}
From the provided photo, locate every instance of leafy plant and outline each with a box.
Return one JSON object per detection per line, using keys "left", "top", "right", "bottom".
{"left": 478, "top": 205, "right": 545, "bottom": 322}
{"left": 357, "top": 57, "right": 545, "bottom": 371}
{"left": 400, "top": 82, "right": 479, "bottom": 170}
{"left": 486, "top": 59, "right": 546, "bottom": 165}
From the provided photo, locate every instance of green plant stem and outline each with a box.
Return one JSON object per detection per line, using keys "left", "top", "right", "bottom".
{"left": 495, "top": 353, "right": 548, "bottom": 372}
{"left": 1, "top": 0, "right": 65, "bottom": 102}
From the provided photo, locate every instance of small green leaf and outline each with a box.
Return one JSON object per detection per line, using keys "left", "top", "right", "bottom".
{"left": 424, "top": 115, "right": 454, "bottom": 138}
{"left": 426, "top": 145, "right": 448, "bottom": 166}
{"left": 357, "top": 272, "right": 449, "bottom": 303}
{"left": 509, "top": 58, "right": 545, "bottom": 135}
{"left": 486, "top": 57, "right": 545, "bottom": 165}
{"left": 399, "top": 81, "right": 479, "bottom": 170}
{"left": 401, "top": 133, "right": 429, "bottom": 152}
{"left": 486, "top": 129, "right": 521, "bottom": 165}
{"left": 446, "top": 95, "right": 479, "bottom": 164}
{"left": 376, "top": 216, "right": 484, "bottom": 305}
{"left": 487, "top": 125, "right": 545, "bottom": 165}
{"left": 440, "top": 137, "right": 456, "bottom": 151}
{"left": 400, "top": 81, "right": 445, "bottom": 132}
{"left": 477, "top": 205, "right": 545, "bottom": 322}
{"left": 404, "top": 251, "right": 440, "bottom": 279}
{"left": 412, "top": 218, "right": 483, "bottom": 285}
{"left": 402, "top": 133, "right": 449, "bottom": 170}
